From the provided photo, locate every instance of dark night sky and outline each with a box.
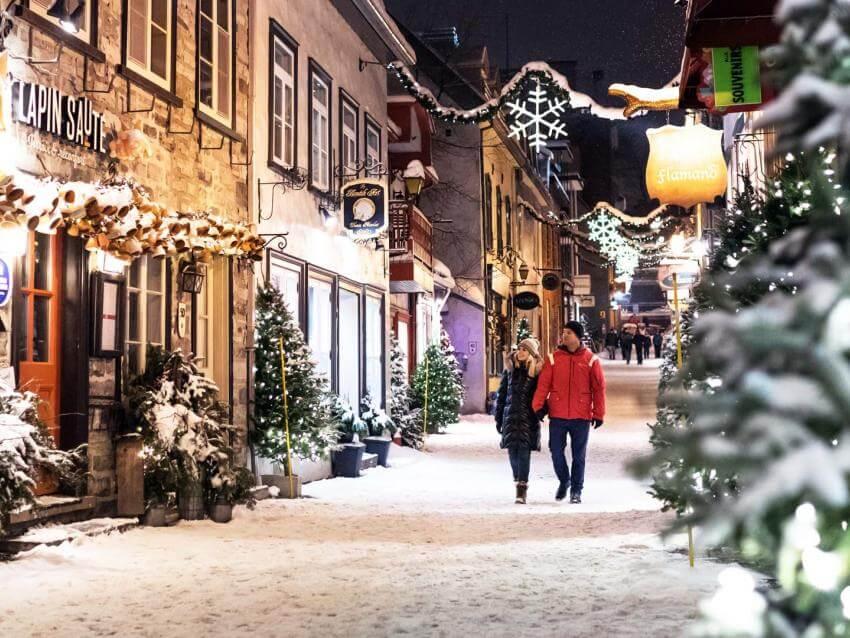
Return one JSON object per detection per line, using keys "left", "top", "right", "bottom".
{"left": 386, "top": 0, "right": 685, "bottom": 103}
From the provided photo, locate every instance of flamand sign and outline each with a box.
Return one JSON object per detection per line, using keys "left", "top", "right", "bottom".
{"left": 10, "top": 79, "right": 108, "bottom": 154}
{"left": 342, "top": 178, "right": 388, "bottom": 238}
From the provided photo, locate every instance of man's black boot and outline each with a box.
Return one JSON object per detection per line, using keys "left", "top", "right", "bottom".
{"left": 570, "top": 492, "right": 582, "bottom": 504}
{"left": 556, "top": 482, "right": 569, "bottom": 501}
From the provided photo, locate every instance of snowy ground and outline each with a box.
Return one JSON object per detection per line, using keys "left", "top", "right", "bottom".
{"left": 0, "top": 359, "right": 729, "bottom": 638}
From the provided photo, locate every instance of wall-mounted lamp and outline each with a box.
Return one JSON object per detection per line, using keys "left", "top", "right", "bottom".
{"left": 518, "top": 261, "right": 530, "bottom": 282}
{"left": 180, "top": 260, "right": 206, "bottom": 294}
{"left": 47, "top": 0, "right": 85, "bottom": 34}
{"left": 320, "top": 205, "right": 338, "bottom": 230}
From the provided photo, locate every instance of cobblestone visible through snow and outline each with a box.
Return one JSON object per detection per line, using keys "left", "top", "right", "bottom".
{"left": 0, "top": 360, "right": 729, "bottom": 637}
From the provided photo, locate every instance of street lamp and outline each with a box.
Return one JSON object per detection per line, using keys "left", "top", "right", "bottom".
{"left": 179, "top": 260, "right": 206, "bottom": 294}
{"left": 518, "top": 261, "right": 530, "bottom": 282}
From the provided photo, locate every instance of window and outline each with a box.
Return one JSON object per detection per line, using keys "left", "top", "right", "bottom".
{"left": 505, "top": 196, "right": 512, "bottom": 250}
{"left": 415, "top": 295, "right": 431, "bottom": 366}
{"left": 365, "top": 293, "right": 383, "bottom": 404}
{"left": 269, "top": 254, "right": 302, "bottom": 325}
{"left": 495, "top": 186, "right": 503, "bottom": 256}
{"left": 396, "top": 319, "right": 410, "bottom": 379}
{"left": 198, "top": 0, "right": 233, "bottom": 124}
{"left": 365, "top": 116, "right": 381, "bottom": 176}
{"left": 125, "top": 0, "right": 173, "bottom": 89}
{"left": 309, "top": 63, "right": 331, "bottom": 191}
{"left": 308, "top": 275, "right": 333, "bottom": 383}
{"left": 340, "top": 96, "right": 358, "bottom": 177}
{"left": 31, "top": 0, "right": 94, "bottom": 43}
{"left": 126, "top": 256, "right": 166, "bottom": 376}
{"left": 270, "top": 25, "right": 296, "bottom": 168}
{"left": 338, "top": 286, "right": 361, "bottom": 408}
{"left": 483, "top": 175, "right": 492, "bottom": 251}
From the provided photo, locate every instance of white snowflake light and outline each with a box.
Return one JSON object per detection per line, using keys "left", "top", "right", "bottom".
{"left": 506, "top": 78, "right": 567, "bottom": 151}
{"left": 615, "top": 246, "right": 640, "bottom": 277}
{"left": 587, "top": 213, "right": 625, "bottom": 257}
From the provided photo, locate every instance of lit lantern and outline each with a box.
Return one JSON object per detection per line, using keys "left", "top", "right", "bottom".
{"left": 645, "top": 124, "right": 727, "bottom": 208}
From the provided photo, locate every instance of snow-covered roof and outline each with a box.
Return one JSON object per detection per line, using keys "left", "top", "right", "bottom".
{"left": 433, "top": 258, "right": 455, "bottom": 290}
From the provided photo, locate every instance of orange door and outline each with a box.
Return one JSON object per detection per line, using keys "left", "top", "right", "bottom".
{"left": 18, "top": 232, "right": 62, "bottom": 445}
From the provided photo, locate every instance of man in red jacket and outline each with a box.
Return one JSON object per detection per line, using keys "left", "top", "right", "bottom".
{"left": 533, "top": 321, "right": 606, "bottom": 503}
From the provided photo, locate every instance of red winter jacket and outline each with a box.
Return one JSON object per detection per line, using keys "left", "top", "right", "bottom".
{"left": 532, "top": 346, "right": 606, "bottom": 421}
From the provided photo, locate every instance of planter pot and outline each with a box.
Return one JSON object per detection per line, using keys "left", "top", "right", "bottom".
{"left": 261, "top": 474, "right": 302, "bottom": 499}
{"left": 209, "top": 500, "right": 233, "bottom": 524}
{"left": 33, "top": 466, "right": 59, "bottom": 496}
{"left": 363, "top": 437, "right": 392, "bottom": 467}
{"left": 332, "top": 443, "right": 365, "bottom": 478}
{"left": 177, "top": 479, "right": 205, "bottom": 521}
{"left": 142, "top": 504, "right": 167, "bottom": 527}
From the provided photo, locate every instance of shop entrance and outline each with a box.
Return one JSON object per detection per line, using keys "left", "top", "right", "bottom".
{"left": 18, "top": 232, "right": 62, "bottom": 446}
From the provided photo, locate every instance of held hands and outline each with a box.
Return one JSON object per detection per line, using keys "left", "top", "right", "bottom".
{"left": 593, "top": 419, "right": 604, "bottom": 429}
{"left": 535, "top": 409, "right": 546, "bottom": 421}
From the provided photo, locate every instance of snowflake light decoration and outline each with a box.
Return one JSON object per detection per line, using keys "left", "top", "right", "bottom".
{"left": 506, "top": 79, "right": 568, "bottom": 152}
{"left": 615, "top": 245, "right": 641, "bottom": 277}
{"left": 587, "top": 213, "right": 625, "bottom": 258}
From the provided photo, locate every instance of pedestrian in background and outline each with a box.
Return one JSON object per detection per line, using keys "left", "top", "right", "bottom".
{"left": 620, "top": 327, "right": 634, "bottom": 364}
{"left": 495, "top": 338, "right": 543, "bottom": 504}
{"left": 634, "top": 326, "right": 645, "bottom": 366}
{"left": 643, "top": 327, "right": 652, "bottom": 360}
{"left": 604, "top": 328, "right": 619, "bottom": 360}
{"left": 653, "top": 330, "right": 663, "bottom": 359}
{"left": 533, "top": 321, "right": 606, "bottom": 504}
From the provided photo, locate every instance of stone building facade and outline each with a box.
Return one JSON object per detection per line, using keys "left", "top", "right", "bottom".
{"left": 0, "top": 0, "right": 253, "bottom": 514}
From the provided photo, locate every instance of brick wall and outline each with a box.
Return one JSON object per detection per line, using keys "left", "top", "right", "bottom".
{"left": 5, "top": 0, "right": 253, "bottom": 503}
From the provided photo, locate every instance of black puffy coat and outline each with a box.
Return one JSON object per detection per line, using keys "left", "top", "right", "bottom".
{"left": 495, "top": 362, "right": 541, "bottom": 451}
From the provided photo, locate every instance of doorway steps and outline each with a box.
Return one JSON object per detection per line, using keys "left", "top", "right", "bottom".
{"left": 0, "top": 517, "right": 138, "bottom": 555}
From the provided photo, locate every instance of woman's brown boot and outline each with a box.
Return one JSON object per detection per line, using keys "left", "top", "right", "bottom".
{"left": 515, "top": 482, "right": 528, "bottom": 504}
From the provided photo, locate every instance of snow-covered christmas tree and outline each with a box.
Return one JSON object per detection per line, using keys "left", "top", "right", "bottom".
{"left": 641, "top": 2, "right": 850, "bottom": 634}
{"left": 389, "top": 335, "right": 423, "bottom": 449}
{"left": 515, "top": 317, "right": 533, "bottom": 345}
{"left": 412, "top": 330, "right": 464, "bottom": 434}
{"left": 252, "top": 283, "right": 337, "bottom": 474}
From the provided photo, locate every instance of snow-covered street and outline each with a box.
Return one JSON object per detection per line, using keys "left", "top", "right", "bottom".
{"left": 0, "top": 360, "right": 726, "bottom": 638}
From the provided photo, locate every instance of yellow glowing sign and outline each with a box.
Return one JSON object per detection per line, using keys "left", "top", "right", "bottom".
{"left": 645, "top": 124, "right": 727, "bottom": 208}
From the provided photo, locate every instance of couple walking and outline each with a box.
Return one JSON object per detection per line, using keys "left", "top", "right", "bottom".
{"left": 495, "top": 321, "right": 607, "bottom": 505}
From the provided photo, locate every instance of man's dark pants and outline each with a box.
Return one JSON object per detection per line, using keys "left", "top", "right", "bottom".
{"left": 548, "top": 418, "right": 591, "bottom": 493}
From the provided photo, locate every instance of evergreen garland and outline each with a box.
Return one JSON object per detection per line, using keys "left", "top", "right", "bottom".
{"left": 252, "top": 283, "right": 337, "bottom": 473}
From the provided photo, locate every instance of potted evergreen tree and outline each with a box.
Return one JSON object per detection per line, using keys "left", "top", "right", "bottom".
{"left": 360, "top": 393, "right": 397, "bottom": 467}
{"left": 207, "top": 465, "right": 256, "bottom": 523}
{"left": 412, "top": 330, "right": 465, "bottom": 434}
{"left": 330, "top": 395, "right": 367, "bottom": 477}
{"left": 252, "top": 283, "right": 338, "bottom": 497}
{"left": 389, "top": 335, "right": 423, "bottom": 449}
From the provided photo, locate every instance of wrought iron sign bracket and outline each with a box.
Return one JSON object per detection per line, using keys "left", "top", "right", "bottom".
{"left": 258, "top": 232, "right": 289, "bottom": 253}
{"left": 358, "top": 57, "right": 386, "bottom": 73}
{"left": 256, "top": 170, "right": 308, "bottom": 222}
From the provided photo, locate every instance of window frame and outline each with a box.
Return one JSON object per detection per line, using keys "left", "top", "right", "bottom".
{"left": 195, "top": 0, "right": 236, "bottom": 128}
{"left": 495, "top": 185, "right": 503, "bottom": 256}
{"left": 337, "top": 280, "right": 362, "bottom": 409}
{"left": 308, "top": 60, "right": 333, "bottom": 193}
{"left": 364, "top": 288, "right": 385, "bottom": 407}
{"left": 483, "top": 174, "right": 492, "bottom": 252}
{"left": 268, "top": 20, "right": 298, "bottom": 173}
{"left": 124, "top": 255, "right": 167, "bottom": 377}
{"left": 267, "top": 250, "right": 306, "bottom": 332}
{"left": 364, "top": 113, "right": 382, "bottom": 177}
{"left": 339, "top": 90, "right": 359, "bottom": 179}
{"left": 121, "top": 0, "right": 177, "bottom": 93}
{"left": 306, "top": 266, "right": 337, "bottom": 391}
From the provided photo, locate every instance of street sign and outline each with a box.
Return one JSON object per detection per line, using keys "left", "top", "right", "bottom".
{"left": 712, "top": 46, "right": 762, "bottom": 108}
{"left": 513, "top": 291, "right": 541, "bottom": 310}
{"left": 578, "top": 294, "right": 595, "bottom": 307}
{"left": 573, "top": 274, "right": 591, "bottom": 296}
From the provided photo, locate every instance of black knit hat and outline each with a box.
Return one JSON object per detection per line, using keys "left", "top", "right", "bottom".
{"left": 564, "top": 320, "right": 584, "bottom": 340}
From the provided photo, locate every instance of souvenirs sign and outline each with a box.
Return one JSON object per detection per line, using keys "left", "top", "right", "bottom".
{"left": 513, "top": 291, "right": 541, "bottom": 310}
{"left": 645, "top": 124, "right": 727, "bottom": 208}
{"left": 712, "top": 46, "right": 762, "bottom": 108}
{"left": 10, "top": 79, "right": 108, "bottom": 154}
{"left": 342, "top": 178, "right": 387, "bottom": 238}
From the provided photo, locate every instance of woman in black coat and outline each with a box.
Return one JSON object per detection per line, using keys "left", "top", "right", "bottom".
{"left": 495, "top": 337, "right": 543, "bottom": 504}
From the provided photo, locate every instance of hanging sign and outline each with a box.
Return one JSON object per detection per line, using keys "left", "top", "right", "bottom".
{"left": 542, "top": 272, "right": 560, "bottom": 291}
{"left": 513, "top": 291, "right": 541, "bottom": 310}
{"left": 0, "top": 256, "right": 10, "bottom": 307}
{"left": 711, "top": 46, "right": 762, "bottom": 108}
{"left": 645, "top": 124, "right": 727, "bottom": 208}
{"left": 578, "top": 295, "right": 596, "bottom": 307}
{"left": 342, "top": 178, "right": 388, "bottom": 238}
{"left": 10, "top": 79, "right": 108, "bottom": 154}
{"left": 573, "top": 274, "right": 591, "bottom": 296}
